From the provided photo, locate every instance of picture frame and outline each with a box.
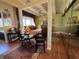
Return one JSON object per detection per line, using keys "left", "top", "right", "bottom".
{"left": 3, "top": 9, "right": 12, "bottom": 26}
{"left": 68, "top": 16, "right": 78, "bottom": 24}
{"left": 72, "top": 16, "right": 77, "bottom": 24}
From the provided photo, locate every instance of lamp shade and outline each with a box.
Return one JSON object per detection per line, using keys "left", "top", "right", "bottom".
{"left": 25, "top": 26, "right": 30, "bottom": 33}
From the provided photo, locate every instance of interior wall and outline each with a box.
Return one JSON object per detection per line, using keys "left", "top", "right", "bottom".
{"left": 0, "top": 1, "right": 18, "bottom": 28}
{"left": 35, "top": 15, "right": 47, "bottom": 29}
{"left": 0, "top": 1, "right": 18, "bottom": 43}
{"left": 35, "top": 12, "right": 79, "bottom": 34}
{"left": 52, "top": 10, "right": 79, "bottom": 34}
{"left": 53, "top": 14, "right": 62, "bottom": 32}
{"left": 35, "top": 14, "right": 62, "bottom": 31}
{"left": 62, "top": 10, "right": 79, "bottom": 34}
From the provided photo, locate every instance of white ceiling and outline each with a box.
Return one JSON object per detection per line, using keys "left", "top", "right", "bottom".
{"left": 25, "top": 3, "right": 47, "bottom": 16}
{"left": 73, "top": 0, "right": 79, "bottom": 10}
{"left": 0, "top": 0, "right": 79, "bottom": 16}
{"left": 25, "top": 0, "right": 76, "bottom": 15}
{"left": 55, "top": 0, "right": 63, "bottom": 14}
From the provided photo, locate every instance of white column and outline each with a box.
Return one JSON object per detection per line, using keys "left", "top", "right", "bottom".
{"left": 1, "top": 10, "right": 8, "bottom": 43}
{"left": 47, "top": 0, "right": 52, "bottom": 50}
{"left": 47, "top": 0, "right": 55, "bottom": 50}
{"left": 18, "top": 9, "right": 23, "bottom": 34}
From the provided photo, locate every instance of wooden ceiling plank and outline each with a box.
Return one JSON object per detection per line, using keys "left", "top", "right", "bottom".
{"left": 1, "top": 0, "right": 22, "bottom": 8}
{"left": 28, "top": 7, "right": 39, "bottom": 15}
{"left": 22, "top": 0, "right": 48, "bottom": 10}
{"left": 18, "top": 0, "right": 25, "bottom": 6}
{"left": 25, "top": 9, "right": 39, "bottom": 16}
{"left": 37, "top": 5, "right": 47, "bottom": 14}
{"left": 73, "top": 3, "right": 79, "bottom": 10}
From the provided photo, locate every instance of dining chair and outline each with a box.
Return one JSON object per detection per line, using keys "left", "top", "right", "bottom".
{"left": 21, "top": 33, "right": 34, "bottom": 48}
{"left": 34, "top": 33, "right": 45, "bottom": 52}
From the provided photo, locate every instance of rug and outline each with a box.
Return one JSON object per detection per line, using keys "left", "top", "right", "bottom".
{"left": 4, "top": 46, "right": 40, "bottom": 59}
{"left": 0, "top": 40, "right": 5, "bottom": 44}
{"left": 0, "top": 44, "right": 10, "bottom": 55}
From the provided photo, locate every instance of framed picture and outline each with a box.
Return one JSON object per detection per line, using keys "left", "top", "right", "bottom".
{"left": 68, "top": 16, "right": 78, "bottom": 24}
{"left": 72, "top": 16, "right": 77, "bottom": 24}
{"left": 3, "top": 9, "right": 12, "bottom": 26}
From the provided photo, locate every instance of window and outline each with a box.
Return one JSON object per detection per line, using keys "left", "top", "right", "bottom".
{"left": 0, "top": 13, "right": 3, "bottom": 27}
{"left": 3, "top": 9, "right": 12, "bottom": 27}
{"left": 23, "top": 16, "right": 35, "bottom": 26}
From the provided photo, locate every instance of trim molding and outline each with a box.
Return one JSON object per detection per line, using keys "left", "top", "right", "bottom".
{"left": 47, "top": 47, "right": 51, "bottom": 51}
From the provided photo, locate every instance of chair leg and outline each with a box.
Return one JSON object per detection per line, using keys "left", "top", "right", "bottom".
{"left": 43, "top": 42, "right": 45, "bottom": 52}
{"left": 35, "top": 43, "right": 37, "bottom": 52}
{"left": 21, "top": 40, "right": 24, "bottom": 46}
{"left": 35, "top": 46, "right": 37, "bottom": 52}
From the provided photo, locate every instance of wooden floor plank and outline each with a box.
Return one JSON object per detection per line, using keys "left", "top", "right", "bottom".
{"left": 38, "top": 36, "right": 79, "bottom": 59}
{"left": 1, "top": 35, "right": 79, "bottom": 59}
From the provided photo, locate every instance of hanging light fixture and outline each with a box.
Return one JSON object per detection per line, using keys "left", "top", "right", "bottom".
{"left": 25, "top": 26, "right": 31, "bottom": 34}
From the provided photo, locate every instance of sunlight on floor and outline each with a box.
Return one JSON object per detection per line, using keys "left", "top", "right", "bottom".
{"left": 0, "top": 44, "right": 10, "bottom": 55}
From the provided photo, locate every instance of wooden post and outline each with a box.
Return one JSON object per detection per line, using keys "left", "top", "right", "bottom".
{"left": 18, "top": 9, "right": 23, "bottom": 34}
{"left": 47, "top": 0, "right": 55, "bottom": 50}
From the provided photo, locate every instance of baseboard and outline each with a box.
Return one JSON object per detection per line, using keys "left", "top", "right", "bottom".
{"left": 47, "top": 47, "right": 51, "bottom": 51}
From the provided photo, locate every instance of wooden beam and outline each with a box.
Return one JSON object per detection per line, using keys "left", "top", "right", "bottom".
{"left": 47, "top": 0, "right": 53, "bottom": 50}
{"left": 18, "top": 9, "right": 23, "bottom": 34}
{"left": 1, "top": 0, "right": 22, "bottom": 8}
{"left": 61, "top": 0, "right": 74, "bottom": 14}
{"left": 47, "top": 0, "right": 56, "bottom": 50}
{"left": 37, "top": 5, "right": 47, "bottom": 14}
{"left": 62, "top": 0, "right": 76, "bottom": 16}
{"left": 25, "top": 9, "right": 39, "bottom": 16}
{"left": 28, "top": 8, "right": 39, "bottom": 15}
{"left": 73, "top": 3, "right": 79, "bottom": 10}
{"left": 22, "top": 0, "right": 48, "bottom": 10}
{"left": 18, "top": 0, "right": 25, "bottom": 6}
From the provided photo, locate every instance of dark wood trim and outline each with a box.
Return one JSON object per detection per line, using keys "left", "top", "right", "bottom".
{"left": 15, "top": 8, "right": 20, "bottom": 29}
{"left": 0, "top": 13, "right": 1, "bottom": 18}
{"left": 22, "top": 10, "right": 36, "bottom": 21}
{"left": 62, "top": 0, "right": 76, "bottom": 16}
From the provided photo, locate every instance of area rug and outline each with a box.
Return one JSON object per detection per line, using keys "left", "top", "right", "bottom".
{"left": 0, "top": 40, "right": 5, "bottom": 44}
{"left": 4, "top": 46, "right": 40, "bottom": 59}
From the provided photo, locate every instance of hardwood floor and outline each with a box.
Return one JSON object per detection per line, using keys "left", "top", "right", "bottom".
{"left": 4, "top": 45, "right": 34, "bottom": 59}
{"left": 0, "top": 40, "right": 21, "bottom": 55}
{"left": 38, "top": 35, "right": 79, "bottom": 59}
{"left": 0, "top": 40, "right": 36, "bottom": 59}
{"left": 0, "top": 34, "right": 79, "bottom": 59}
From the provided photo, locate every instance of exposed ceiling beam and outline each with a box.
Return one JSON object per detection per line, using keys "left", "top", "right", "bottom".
{"left": 64, "top": 0, "right": 73, "bottom": 9}
{"left": 25, "top": 9, "right": 39, "bottom": 16}
{"left": 37, "top": 5, "right": 47, "bottom": 14}
{"left": 61, "top": 0, "right": 74, "bottom": 13}
{"left": 73, "top": 3, "right": 79, "bottom": 10}
{"left": 1, "top": 0, "right": 22, "bottom": 8}
{"left": 28, "top": 8, "right": 39, "bottom": 15}
{"left": 1, "top": 0, "right": 48, "bottom": 10}
{"left": 18, "top": 0, "right": 25, "bottom": 6}
{"left": 22, "top": 0, "right": 48, "bottom": 10}
{"left": 62, "top": 0, "right": 76, "bottom": 16}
